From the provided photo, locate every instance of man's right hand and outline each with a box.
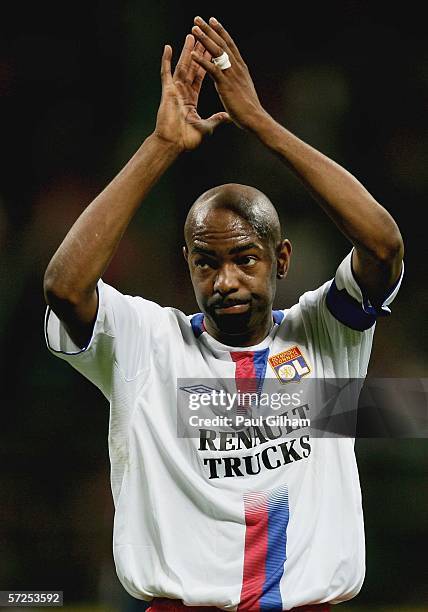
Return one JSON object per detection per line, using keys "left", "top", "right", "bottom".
{"left": 153, "top": 34, "right": 230, "bottom": 152}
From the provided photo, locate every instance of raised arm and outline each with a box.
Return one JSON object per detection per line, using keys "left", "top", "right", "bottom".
{"left": 191, "top": 16, "right": 404, "bottom": 306}
{"left": 43, "top": 35, "right": 229, "bottom": 348}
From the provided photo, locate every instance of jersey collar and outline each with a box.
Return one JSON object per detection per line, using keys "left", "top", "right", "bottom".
{"left": 190, "top": 310, "right": 284, "bottom": 350}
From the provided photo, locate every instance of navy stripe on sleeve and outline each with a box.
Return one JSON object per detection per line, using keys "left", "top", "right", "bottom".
{"left": 326, "top": 259, "right": 404, "bottom": 331}
{"left": 326, "top": 279, "right": 379, "bottom": 331}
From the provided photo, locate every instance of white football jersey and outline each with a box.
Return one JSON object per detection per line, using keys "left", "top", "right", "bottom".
{"left": 44, "top": 250, "right": 403, "bottom": 610}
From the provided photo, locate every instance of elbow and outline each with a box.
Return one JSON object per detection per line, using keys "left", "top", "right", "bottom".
{"left": 377, "top": 233, "right": 404, "bottom": 265}
{"left": 43, "top": 267, "right": 64, "bottom": 306}
{"left": 43, "top": 267, "right": 96, "bottom": 320}
{"left": 43, "top": 268, "right": 57, "bottom": 305}
{"left": 368, "top": 231, "right": 404, "bottom": 288}
{"left": 43, "top": 268, "right": 81, "bottom": 310}
{"left": 370, "top": 220, "right": 404, "bottom": 265}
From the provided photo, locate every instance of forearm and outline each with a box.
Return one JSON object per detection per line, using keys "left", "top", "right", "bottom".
{"left": 249, "top": 112, "right": 403, "bottom": 261}
{"left": 190, "top": 15, "right": 403, "bottom": 304}
{"left": 44, "top": 134, "right": 179, "bottom": 302}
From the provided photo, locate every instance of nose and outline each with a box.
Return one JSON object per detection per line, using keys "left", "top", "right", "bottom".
{"left": 213, "top": 263, "right": 239, "bottom": 296}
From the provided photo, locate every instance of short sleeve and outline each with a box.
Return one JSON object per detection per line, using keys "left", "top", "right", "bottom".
{"left": 44, "top": 279, "right": 164, "bottom": 397}
{"left": 294, "top": 249, "right": 404, "bottom": 378}
{"left": 325, "top": 248, "right": 404, "bottom": 331}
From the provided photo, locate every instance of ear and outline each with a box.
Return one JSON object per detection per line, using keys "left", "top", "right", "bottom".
{"left": 276, "top": 239, "right": 292, "bottom": 279}
{"left": 183, "top": 245, "right": 189, "bottom": 263}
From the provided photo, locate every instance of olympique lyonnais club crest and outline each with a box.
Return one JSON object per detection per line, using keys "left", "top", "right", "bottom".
{"left": 268, "top": 346, "right": 311, "bottom": 383}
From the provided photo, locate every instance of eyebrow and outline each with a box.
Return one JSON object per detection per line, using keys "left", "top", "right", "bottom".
{"left": 191, "top": 242, "right": 261, "bottom": 256}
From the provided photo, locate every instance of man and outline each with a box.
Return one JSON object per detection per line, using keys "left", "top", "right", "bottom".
{"left": 43, "top": 16, "right": 404, "bottom": 611}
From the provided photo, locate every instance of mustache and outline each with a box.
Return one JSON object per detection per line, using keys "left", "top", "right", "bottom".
{"left": 209, "top": 297, "right": 251, "bottom": 309}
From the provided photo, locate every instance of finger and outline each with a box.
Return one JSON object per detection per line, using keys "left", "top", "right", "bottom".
{"left": 173, "top": 34, "right": 195, "bottom": 80}
{"left": 192, "top": 24, "right": 225, "bottom": 61}
{"left": 203, "top": 111, "right": 232, "bottom": 134}
{"left": 193, "top": 16, "right": 231, "bottom": 57}
{"left": 187, "top": 41, "right": 205, "bottom": 83}
{"left": 208, "top": 17, "right": 245, "bottom": 64}
{"left": 191, "top": 49, "right": 221, "bottom": 81}
{"left": 160, "top": 45, "right": 173, "bottom": 87}
{"left": 191, "top": 47, "right": 210, "bottom": 94}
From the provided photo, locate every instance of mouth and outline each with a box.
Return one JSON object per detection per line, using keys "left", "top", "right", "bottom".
{"left": 214, "top": 301, "right": 250, "bottom": 315}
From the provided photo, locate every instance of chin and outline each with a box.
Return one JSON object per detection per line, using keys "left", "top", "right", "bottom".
{"left": 213, "top": 312, "right": 252, "bottom": 335}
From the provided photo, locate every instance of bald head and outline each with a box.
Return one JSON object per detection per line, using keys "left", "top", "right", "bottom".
{"left": 184, "top": 184, "right": 282, "bottom": 250}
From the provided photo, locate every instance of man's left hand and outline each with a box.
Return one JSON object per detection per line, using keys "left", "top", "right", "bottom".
{"left": 191, "top": 16, "right": 267, "bottom": 130}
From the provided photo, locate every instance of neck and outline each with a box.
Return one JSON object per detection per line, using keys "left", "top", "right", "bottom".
{"left": 204, "top": 312, "right": 273, "bottom": 347}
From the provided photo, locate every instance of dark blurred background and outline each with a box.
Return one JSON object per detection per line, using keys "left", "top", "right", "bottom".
{"left": 1, "top": 1, "right": 427, "bottom": 610}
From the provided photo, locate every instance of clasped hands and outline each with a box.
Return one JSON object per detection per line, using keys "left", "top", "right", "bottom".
{"left": 154, "top": 16, "right": 268, "bottom": 153}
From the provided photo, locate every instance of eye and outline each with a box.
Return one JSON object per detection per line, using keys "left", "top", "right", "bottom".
{"left": 237, "top": 255, "right": 258, "bottom": 267}
{"left": 195, "top": 259, "right": 213, "bottom": 270}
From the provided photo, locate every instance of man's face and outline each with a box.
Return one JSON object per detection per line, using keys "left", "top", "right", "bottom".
{"left": 184, "top": 208, "right": 280, "bottom": 344}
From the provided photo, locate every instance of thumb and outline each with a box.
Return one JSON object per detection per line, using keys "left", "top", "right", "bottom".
{"left": 160, "top": 44, "right": 173, "bottom": 89}
{"left": 204, "top": 111, "right": 232, "bottom": 134}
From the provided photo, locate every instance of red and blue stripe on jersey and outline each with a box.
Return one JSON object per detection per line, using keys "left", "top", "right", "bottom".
{"left": 230, "top": 340, "right": 288, "bottom": 611}
{"left": 190, "top": 310, "right": 289, "bottom": 611}
{"left": 239, "top": 487, "right": 289, "bottom": 612}
{"left": 230, "top": 348, "right": 269, "bottom": 400}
